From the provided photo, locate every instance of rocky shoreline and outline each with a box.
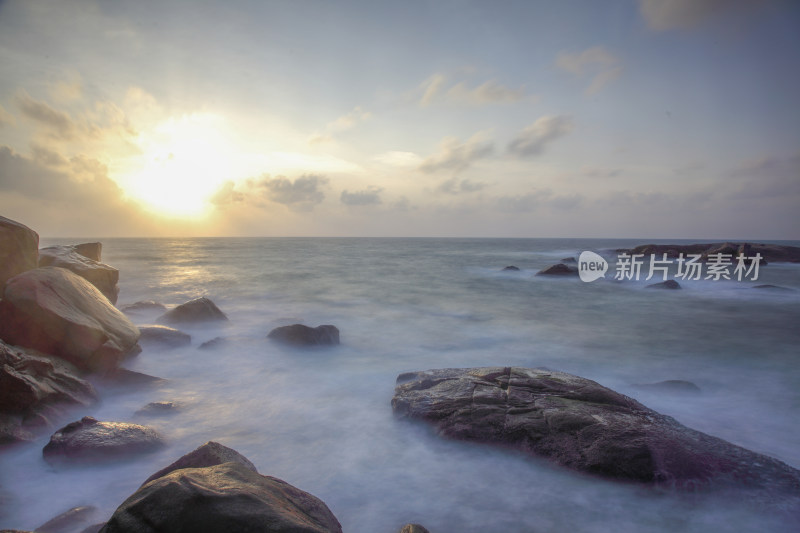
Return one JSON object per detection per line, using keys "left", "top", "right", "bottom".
{"left": 2, "top": 215, "right": 799, "bottom": 531}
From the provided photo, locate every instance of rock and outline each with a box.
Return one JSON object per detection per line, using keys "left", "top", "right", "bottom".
{"left": 753, "top": 284, "right": 793, "bottom": 291}
{"left": 138, "top": 325, "right": 191, "bottom": 349}
{"left": 535, "top": 263, "right": 578, "bottom": 276}
{"left": 267, "top": 324, "right": 340, "bottom": 347}
{"left": 198, "top": 336, "right": 228, "bottom": 350}
{"left": 398, "top": 525, "right": 431, "bottom": 533}
{"left": 43, "top": 416, "right": 164, "bottom": 464}
{"left": 142, "top": 441, "right": 257, "bottom": 485}
{"left": 135, "top": 401, "right": 179, "bottom": 417}
{"left": 646, "top": 279, "right": 681, "bottom": 290}
{"left": 95, "top": 368, "right": 164, "bottom": 388}
{"left": 119, "top": 300, "right": 167, "bottom": 314}
{"left": 633, "top": 380, "right": 701, "bottom": 394}
{"left": 35, "top": 505, "right": 97, "bottom": 533}
{"left": 618, "top": 242, "right": 800, "bottom": 263}
{"left": 0, "top": 216, "right": 39, "bottom": 291}
{"left": 0, "top": 267, "right": 140, "bottom": 374}
{"left": 501, "top": 266, "right": 520, "bottom": 271}
{"left": 157, "top": 297, "right": 228, "bottom": 325}
{"left": 0, "top": 341, "right": 96, "bottom": 444}
{"left": 73, "top": 242, "right": 102, "bottom": 262}
{"left": 100, "top": 444, "right": 342, "bottom": 533}
{"left": 38, "top": 245, "right": 120, "bottom": 304}
{"left": 80, "top": 525, "right": 105, "bottom": 533}
{"left": 561, "top": 257, "right": 577, "bottom": 263}
{"left": 392, "top": 367, "right": 800, "bottom": 496}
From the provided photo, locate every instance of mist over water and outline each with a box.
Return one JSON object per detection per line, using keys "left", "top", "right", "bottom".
{"left": 2, "top": 238, "right": 799, "bottom": 532}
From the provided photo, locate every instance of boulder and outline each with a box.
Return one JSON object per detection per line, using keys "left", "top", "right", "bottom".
{"left": 646, "top": 279, "right": 681, "bottom": 290}
{"left": 0, "top": 216, "right": 38, "bottom": 291}
{"left": 392, "top": 367, "right": 800, "bottom": 496}
{"left": 198, "top": 336, "right": 228, "bottom": 350}
{"left": 753, "top": 284, "right": 792, "bottom": 291}
{"left": 0, "top": 341, "right": 96, "bottom": 444}
{"left": 399, "top": 525, "right": 431, "bottom": 533}
{"left": 633, "top": 380, "right": 701, "bottom": 394}
{"left": 135, "top": 401, "right": 179, "bottom": 417}
{"left": 120, "top": 300, "right": 167, "bottom": 314}
{"left": 34, "top": 506, "right": 97, "bottom": 533}
{"left": 0, "top": 267, "right": 140, "bottom": 373}
{"left": 138, "top": 325, "right": 191, "bottom": 349}
{"left": 43, "top": 416, "right": 164, "bottom": 463}
{"left": 501, "top": 266, "right": 520, "bottom": 272}
{"left": 100, "top": 443, "right": 342, "bottom": 533}
{"left": 157, "top": 297, "right": 228, "bottom": 324}
{"left": 535, "top": 263, "right": 578, "bottom": 276}
{"left": 267, "top": 324, "right": 340, "bottom": 347}
{"left": 38, "top": 245, "right": 120, "bottom": 304}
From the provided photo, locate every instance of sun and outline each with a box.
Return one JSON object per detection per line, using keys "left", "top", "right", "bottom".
{"left": 122, "top": 113, "right": 235, "bottom": 217}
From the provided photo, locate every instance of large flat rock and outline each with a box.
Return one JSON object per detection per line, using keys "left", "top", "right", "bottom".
{"left": 38, "top": 245, "right": 120, "bottom": 304}
{"left": 0, "top": 216, "right": 38, "bottom": 291}
{"left": 43, "top": 416, "right": 164, "bottom": 463}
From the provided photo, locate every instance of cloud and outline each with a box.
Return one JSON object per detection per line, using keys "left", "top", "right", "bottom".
{"left": 372, "top": 151, "right": 423, "bottom": 168}
{"left": 495, "top": 189, "right": 583, "bottom": 212}
{"left": 508, "top": 115, "right": 573, "bottom": 157}
{"left": 31, "top": 142, "right": 69, "bottom": 167}
{"left": 420, "top": 133, "right": 494, "bottom": 173}
{"left": 212, "top": 174, "right": 329, "bottom": 211}
{"left": 329, "top": 106, "right": 372, "bottom": 131}
{"left": 49, "top": 74, "right": 83, "bottom": 103}
{"left": 341, "top": 186, "right": 383, "bottom": 206}
{"left": 0, "top": 105, "right": 14, "bottom": 128}
{"left": 210, "top": 180, "right": 246, "bottom": 206}
{"left": 638, "top": 0, "right": 733, "bottom": 31}
{"left": 581, "top": 166, "right": 624, "bottom": 178}
{"left": 728, "top": 152, "right": 800, "bottom": 199}
{"left": 15, "top": 91, "right": 77, "bottom": 140}
{"left": 437, "top": 178, "right": 487, "bottom": 195}
{"left": 555, "top": 46, "right": 622, "bottom": 95}
{"left": 420, "top": 73, "right": 528, "bottom": 106}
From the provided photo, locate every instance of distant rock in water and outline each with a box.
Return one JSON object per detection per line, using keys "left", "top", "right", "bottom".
{"left": 392, "top": 367, "right": 800, "bottom": 499}
{"left": 646, "top": 279, "right": 681, "bottom": 290}
{"left": 0, "top": 341, "right": 97, "bottom": 444}
{"left": 502, "top": 265, "right": 520, "bottom": 271}
{"left": 43, "top": 416, "right": 164, "bottom": 464}
{"left": 617, "top": 242, "right": 800, "bottom": 263}
{"left": 535, "top": 263, "right": 578, "bottom": 276}
{"left": 39, "top": 244, "right": 120, "bottom": 304}
{"left": 100, "top": 442, "right": 343, "bottom": 533}
{"left": 138, "top": 325, "right": 191, "bottom": 349}
{"left": 135, "top": 401, "right": 179, "bottom": 417}
{"left": 268, "top": 324, "right": 340, "bottom": 347}
{"left": 752, "top": 284, "right": 793, "bottom": 291}
{"left": 0, "top": 216, "right": 39, "bottom": 292}
{"left": 633, "top": 379, "right": 701, "bottom": 394}
{"left": 0, "top": 267, "right": 140, "bottom": 374}
{"left": 120, "top": 300, "right": 167, "bottom": 314}
{"left": 561, "top": 257, "right": 577, "bottom": 263}
{"left": 198, "top": 336, "right": 228, "bottom": 350}
{"left": 398, "top": 525, "right": 431, "bottom": 533}
{"left": 34, "top": 505, "right": 97, "bottom": 533}
{"left": 157, "top": 297, "right": 228, "bottom": 324}
{"left": 96, "top": 368, "right": 164, "bottom": 388}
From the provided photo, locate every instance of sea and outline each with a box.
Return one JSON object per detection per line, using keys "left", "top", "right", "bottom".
{"left": 1, "top": 237, "right": 799, "bottom": 533}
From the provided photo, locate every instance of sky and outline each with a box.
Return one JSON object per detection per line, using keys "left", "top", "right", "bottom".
{"left": 0, "top": 0, "right": 798, "bottom": 238}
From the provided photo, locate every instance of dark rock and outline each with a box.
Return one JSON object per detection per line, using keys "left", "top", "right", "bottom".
{"left": 0, "top": 216, "right": 39, "bottom": 292}
{"left": 646, "top": 279, "right": 681, "bottom": 290}
{"left": 392, "top": 367, "right": 800, "bottom": 496}
{"left": 100, "top": 444, "right": 342, "bottom": 533}
{"left": 501, "top": 266, "right": 520, "bottom": 271}
{"left": 753, "top": 284, "right": 793, "bottom": 291}
{"left": 0, "top": 267, "right": 140, "bottom": 374}
{"left": 80, "top": 525, "right": 105, "bottom": 533}
{"left": 198, "top": 336, "right": 228, "bottom": 350}
{"left": 561, "top": 257, "right": 577, "bottom": 263}
{"left": 35, "top": 505, "right": 97, "bottom": 533}
{"left": 267, "top": 324, "right": 340, "bottom": 347}
{"left": 618, "top": 242, "right": 800, "bottom": 263}
{"left": 135, "top": 401, "right": 179, "bottom": 416}
{"left": 633, "top": 380, "right": 701, "bottom": 394}
{"left": 399, "top": 525, "right": 431, "bottom": 533}
{"left": 535, "top": 263, "right": 578, "bottom": 276}
{"left": 157, "top": 297, "right": 228, "bottom": 325}
{"left": 142, "top": 441, "right": 257, "bottom": 485}
{"left": 0, "top": 341, "right": 96, "bottom": 444}
{"left": 38, "top": 245, "right": 120, "bottom": 304}
{"left": 43, "top": 416, "right": 164, "bottom": 464}
{"left": 138, "top": 325, "right": 191, "bottom": 349}
{"left": 120, "top": 300, "right": 167, "bottom": 314}
{"left": 95, "top": 368, "right": 164, "bottom": 388}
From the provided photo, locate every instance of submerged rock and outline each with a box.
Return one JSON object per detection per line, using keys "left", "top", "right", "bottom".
{"left": 38, "top": 245, "right": 119, "bottom": 304}
{"left": 43, "top": 416, "right": 164, "bottom": 463}
{"left": 119, "top": 300, "right": 167, "bottom": 314}
{"left": 633, "top": 380, "right": 701, "bottom": 394}
{"left": 646, "top": 279, "right": 681, "bottom": 290}
{"left": 100, "top": 442, "right": 342, "bottom": 533}
{"left": 392, "top": 367, "right": 800, "bottom": 496}
{"left": 157, "top": 297, "right": 228, "bottom": 324}
{"left": 138, "top": 325, "right": 191, "bottom": 349}
{"left": 0, "top": 267, "right": 140, "bottom": 373}
{"left": 0, "top": 341, "right": 97, "bottom": 444}
{"left": 0, "top": 216, "right": 39, "bottom": 291}
{"left": 502, "top": 265, "right": 520, "bottom": 272}
{"left": 268, "top": 324, "right": 340, "bottom": 347}
{"left": 135, "top": 401, "right": 179, "bottom": 417}
{"left": 752, "top": 284, "right": 793, "bottom": 291}
{"left": 398, "top": 525, "right": 431, "bottom": 533}
{"left": 535, "top": 263, "right": 578, "bottom": 276}
{"left": 198, "top": 336, "right": 228, "bottom": 350}
{"left": 34, "top": 505, "right": 97, "bottom": 533}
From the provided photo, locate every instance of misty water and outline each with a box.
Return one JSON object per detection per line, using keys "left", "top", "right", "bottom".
{"left": 1, "top": 238, "right": 799, "bottom": 532}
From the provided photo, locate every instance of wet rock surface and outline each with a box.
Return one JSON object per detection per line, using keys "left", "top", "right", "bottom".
{"left": 38, "top": 245, "right": 120, "bottom": 304}
{"left": 43, "top": 416, "right": 164, "bottom": 463}
{"left": 536, "top": 263, "right": 578, "bottom": 276}
{"left": 137, "top": 325, "right": 191, "bottom": 349}
{"left": 646, "top": 279, "right": 681, "bottom": 290}
{"left": 157, "top": 297, "right": 228, "bottom": 324}
{"left": 268, "top": 324, "right": 340, "bottom": 346}
{"left": 0, "top": 216, "right": 39, "bottom": 291}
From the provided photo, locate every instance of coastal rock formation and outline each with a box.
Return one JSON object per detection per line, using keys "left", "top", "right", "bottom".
{"left": 398, "top": 524, "right": 431, "bottom": 533}
{"left": 268, "top": 324, "right": 340, "bottom": 346}
{"left": 119, "top": 300, "right": 167, "bottom": 314}
{"left": 535, "top": 263, "right": 578, "bottom": 276}
{"left": 617, "top": 242, "right": 800, "bottom": 263}
{"left": 39, "top": 245, "right": 120, "bottom": 304}
{"left": 0, "top": 341, "right": 97, "bottom": 444}
{"left": 157, "top": 297, "right": 228, "bottom": 324}
{"left": 392, "top": 367, "right": 800, "bottom": 496}
{"left": 138, "top": 325, "right": 191, "bottom": 349}
{"left": 502, "top": 265, "right": 520, "bottom": 271}
{"left": 100, "top": 442, "right": 343, "bottom": 533}
{"left": 0, "top": 216, "right": 39, "bottom": 291}
{"left": 0, "top": 267, "right": 140, "bottom": 373}
{"left": 43, "top": 416, "right": 164, "bottom": 463}
{"left": 646, "top": 279, "right": 681, "bottom": 290}
{"left": 135, "top": 401, "right": 179, "bottom": 417}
